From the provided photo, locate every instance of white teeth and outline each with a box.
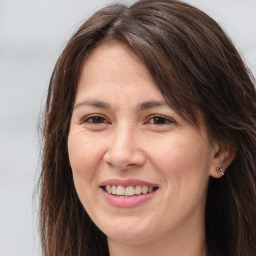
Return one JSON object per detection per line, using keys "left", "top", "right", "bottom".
{"left": 116, "top": 185, "right": 125, "bottom": 196}
{"left": 106, "top": 185, "right": 111, "bottom": 193}
{"left": 111, "top": 185, "right": 117, "bottom": 195}
{"left": 142, "top": 186, "right": 148, "bottom": 194}
{"left": 104, "top": 185, "right": 155, "bottom": 196}
{"left": 125, "top": 186, "right": 135, "bottom": 196}
{"left": 134, "top": 185, "right": 142, "bottom": 195}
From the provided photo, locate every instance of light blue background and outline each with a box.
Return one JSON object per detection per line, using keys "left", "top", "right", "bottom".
{"left": 0, "top": 0, "right": 255, "bottom": 255}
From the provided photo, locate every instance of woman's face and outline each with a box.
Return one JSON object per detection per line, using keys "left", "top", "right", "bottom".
{"left": 68, "top": 43, "right": 219, "bottom": 244}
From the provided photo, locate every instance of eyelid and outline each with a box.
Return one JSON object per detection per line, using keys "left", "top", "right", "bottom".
{"left": 80, "top": 114, "right": 110, "bottom": 124}
{"left": 146, "top": 114, "right": 175, "bottom": 125}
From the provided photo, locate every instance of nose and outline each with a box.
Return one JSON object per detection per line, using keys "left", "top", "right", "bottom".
{"left": 103, "top": 125, "right": 146, "bottom": 170}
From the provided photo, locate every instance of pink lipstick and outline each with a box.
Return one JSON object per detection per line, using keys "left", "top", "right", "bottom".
{"left": 100, "top": 179, "right": 158, "bottom": 208}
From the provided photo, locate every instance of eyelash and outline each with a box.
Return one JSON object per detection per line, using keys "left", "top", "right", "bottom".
{"left": 146, "top": 115, "right": 174, "bottom": 125}
{"left": 81, "top": 114, "right": 109, "bottom": 124}
{"left": 81, "top": 114, "right": 174, "bottom": 125}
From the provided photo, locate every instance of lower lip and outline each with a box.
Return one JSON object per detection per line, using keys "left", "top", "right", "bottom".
{"left": 101, "top": 188, "right": 157, "bottom": 208}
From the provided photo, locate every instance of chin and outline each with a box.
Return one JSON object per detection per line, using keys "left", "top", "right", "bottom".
{"left": 96, "top": 215, "right": 155, "bottom": 242}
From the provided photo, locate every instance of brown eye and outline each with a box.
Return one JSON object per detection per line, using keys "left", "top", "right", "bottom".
{"left": 83, "top": 115, "right": 108, "bottom": 124}
{"left": 148, "top": 115, "right": 173, "bottom": 125}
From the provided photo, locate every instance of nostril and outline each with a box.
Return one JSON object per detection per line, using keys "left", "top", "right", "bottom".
{"left": 103, "top": 146, "right": 146, "bottom": 170}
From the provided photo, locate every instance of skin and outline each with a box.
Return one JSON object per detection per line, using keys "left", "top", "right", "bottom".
{"left": 68, "top": 42, "right": 234, "bottom": 256}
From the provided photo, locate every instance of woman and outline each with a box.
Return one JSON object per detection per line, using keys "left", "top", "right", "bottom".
{"left": 39, "top": 0, "right": 256, "bottom": 255}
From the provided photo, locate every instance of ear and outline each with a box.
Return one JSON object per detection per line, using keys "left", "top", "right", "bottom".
{"left": 209, "top": 141, "right": 236, "bottom": 178}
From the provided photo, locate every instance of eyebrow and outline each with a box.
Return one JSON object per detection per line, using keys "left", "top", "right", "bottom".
{"left": 74, "top": 99, "right": 111, "bottom": 110}
{"left": 138, "top": 100, "right": 166, "bottom": 111}
{"left": 74, "top": 99, "right": 166, "bottom": 111}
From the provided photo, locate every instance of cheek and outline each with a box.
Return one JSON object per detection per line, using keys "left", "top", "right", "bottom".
{"left": 68, "top": 133, "right": 100, "bottom": 178}
{"left": 68, "top": 133, "right": 103, "bottom": 211}
{"left": 151, "top": 134, "right": 211, "bottom": 191}
{"left": 67, "top": 134, "right": 102, "bottom": 207}
{"left": 150, "top": 138, "right": 193, "bottom": 175}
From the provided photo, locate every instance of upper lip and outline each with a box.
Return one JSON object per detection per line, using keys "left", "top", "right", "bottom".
{"left": 100, "top": 178, "right": 159, "bottom": 187}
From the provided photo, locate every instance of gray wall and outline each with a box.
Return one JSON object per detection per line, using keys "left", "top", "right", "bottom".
{"left": 0, "top": 0, "right": 255, "bottom": 255}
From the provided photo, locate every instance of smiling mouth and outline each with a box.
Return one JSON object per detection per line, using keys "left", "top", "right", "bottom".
{"left": 101, "top": 185, "right": 158, "bottom": 197}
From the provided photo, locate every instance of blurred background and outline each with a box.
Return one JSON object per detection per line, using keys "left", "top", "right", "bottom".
{"left": 0, "top": 0, "right": 255, "bottom": 255}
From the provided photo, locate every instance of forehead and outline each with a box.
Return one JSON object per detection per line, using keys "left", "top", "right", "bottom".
{"left": 79, "top": 42, "right": 153, "bottom": 83}
{"left": 76, "top": 42, "right": 164, "bottom": 103}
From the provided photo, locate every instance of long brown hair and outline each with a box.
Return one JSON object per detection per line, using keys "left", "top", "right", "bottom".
{"left": 39, "top": 0, "right": 256, "bottom": 255}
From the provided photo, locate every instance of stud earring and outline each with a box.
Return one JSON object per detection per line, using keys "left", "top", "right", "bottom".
{"left": 216, "top": 167, "right": 225, "bottom": 176}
